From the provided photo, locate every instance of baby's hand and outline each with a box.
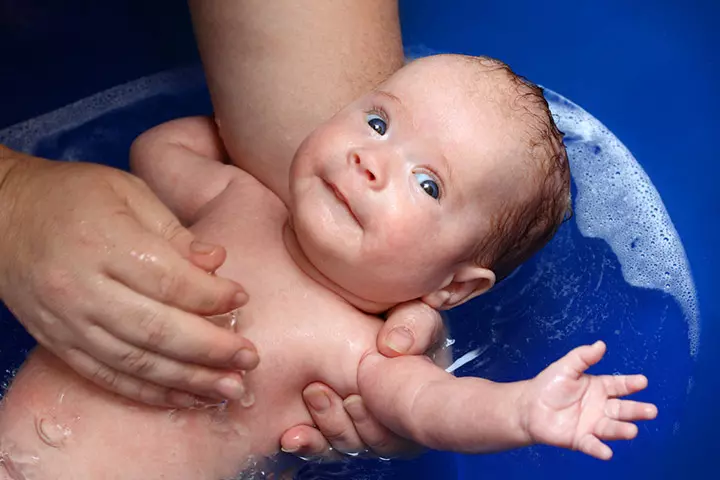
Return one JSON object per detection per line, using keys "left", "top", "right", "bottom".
{"left": 521, "top": 341, "right": 658, "bottom": 460}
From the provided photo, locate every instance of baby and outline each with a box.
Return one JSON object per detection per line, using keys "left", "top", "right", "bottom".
{"left": 0, "top": 55, "right": 656, "bottom": 479}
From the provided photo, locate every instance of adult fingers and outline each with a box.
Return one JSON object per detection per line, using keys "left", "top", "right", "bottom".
{"left": 91, "top": 281, "right": 259, "bottom": 371}
{"left": 378, "top": 302, "right": 445, "bottom": 357}
{"left": 74, "top": 323, "right": 250, "bottom": 401}
{"left": 105, "top": 222, "right": 247, "bottom": 316}
{"left": 63, "top": 347, "right": 200, "bottom": 407}
{"left": 344, "top": 395, "right": 423, "bottom": 459}
{"left": 604, "top": 399, "right": 658, "bottom": 422}
{"left": 303, "top": 383, "right": 365, "bottom": 455}
{"left": 280, "top": 425, "right": 341, "bottom": 461}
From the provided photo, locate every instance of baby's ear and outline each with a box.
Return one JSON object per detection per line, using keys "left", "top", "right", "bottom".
{"left": 422, "top": 265, "right": 495, "bottom": 310}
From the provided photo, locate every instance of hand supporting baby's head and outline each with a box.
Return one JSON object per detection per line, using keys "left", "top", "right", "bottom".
{"left": 287, "top": 54, "right": 570, "bottom": 312}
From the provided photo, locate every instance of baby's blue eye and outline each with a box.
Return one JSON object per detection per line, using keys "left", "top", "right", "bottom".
{"left": 414, "top": 172, "right": 440, "bottom": 199}
{"left": 367, "top": 113, "right": 387, "bottom": 136}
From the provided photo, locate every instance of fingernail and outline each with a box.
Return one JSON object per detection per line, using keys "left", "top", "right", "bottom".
{"left": 233, "top": 348, "right": 258, "bottom": 369}
{"left": 190, "top": 240, "right": 216, "bottom": 255}
{"left": 216, "top": 377, "right": 245, "bottom": 400}
{"left": 343, "top": 396, "right": 367, "bottom": 422}
{"left": 280, "top": 434, "right": 303, "bottom": 454}
{"left": 386, "top": 327, "right": 414, "bottom": 354}
{"left": 306, "top": 388, "right": 331, "bottom": 412}
{"left": 233, "top": 291, "right": 249, "bottom": 308}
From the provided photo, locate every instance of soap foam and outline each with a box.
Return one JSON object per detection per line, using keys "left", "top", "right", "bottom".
{"left": 545, "top": 89, "right": 699, "bottom": 355}
{"left": 0, "top": 66, "right": 205, "bottom": 153}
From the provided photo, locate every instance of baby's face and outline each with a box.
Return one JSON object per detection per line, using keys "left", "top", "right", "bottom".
{"left": 289, "top": 57, "right": 527, "bottom": 305}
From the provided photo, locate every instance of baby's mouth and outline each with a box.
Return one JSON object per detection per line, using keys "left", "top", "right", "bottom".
{"left": 325, "top": 180, "right": 362, "bottom": 226}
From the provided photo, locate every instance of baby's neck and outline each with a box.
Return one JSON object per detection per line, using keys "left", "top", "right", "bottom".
{"left": 282, "top": 221, "right": 394, "bottom": 315}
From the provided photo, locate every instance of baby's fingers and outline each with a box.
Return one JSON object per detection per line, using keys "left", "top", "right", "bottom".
{"left": 595, "top": 417, "right": 638, "bottom": 441}
{"left": 344, "top": 395, "right": 423, "bottom": 459}
{"left": 605, "top": 398, "right": 658, "bottom": 422}
{"left": 558, "top": 341, "right": 606, "bottom": 379}
{"left": 577, "top": 435, "right": 613, "bottom": 461}
{"left": 601, "top": 374, "right": 648, "bottom": 397}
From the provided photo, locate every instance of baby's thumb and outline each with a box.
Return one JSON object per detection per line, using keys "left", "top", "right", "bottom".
{"left": 563, "top": 341, "right": 606, "bottom": 378}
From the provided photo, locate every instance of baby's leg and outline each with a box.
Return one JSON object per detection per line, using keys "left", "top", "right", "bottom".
{"left": 0, "top": 348, "right": 253, "bottom": 479}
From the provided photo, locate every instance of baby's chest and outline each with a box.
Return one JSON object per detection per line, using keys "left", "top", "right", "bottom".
{"left": 193, "top": 175, "right": 383, "bottom": 395}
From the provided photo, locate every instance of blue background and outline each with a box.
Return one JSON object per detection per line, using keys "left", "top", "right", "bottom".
{"left": 0, "top": 1, "right": 717, "bottom": 478}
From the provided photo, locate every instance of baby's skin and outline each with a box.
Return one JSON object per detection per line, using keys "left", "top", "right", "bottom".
{"left": 0, "top": 56, "right": 656, "bottom": 479}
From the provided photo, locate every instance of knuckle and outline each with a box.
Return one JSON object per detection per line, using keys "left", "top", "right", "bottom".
{"left": 160, "top": 219, "right": 189, "bottom": 245}
{"left": 196, "top": 281, "right": 229, "bottom": 315}
{"left": 177, "top": 366, "right": 211, "bottom": 392}
{"left": 87, "top": 362, "right": 121, "bottom": 391}
{"left": 322, "top": 426, "right": 350, "bottom": 443}
{"left": 367, "top": 434, "right": 393, "bottom": 453}
{"left": 41, "top": 268, "right": 78, "bottom": 302}
{"left": 119, "top": 348, "right": 156, "bottom": 376}
{"left": 157, "top": 266, "right": 182, "bottom": 302}
{"left": 138, "top": 311, "right": 173, "bottom": 349}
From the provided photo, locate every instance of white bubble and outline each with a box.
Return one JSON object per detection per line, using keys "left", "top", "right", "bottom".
{"left": 0, "top": 66, "right": 205, "bottom": 153}
{"left": 546, "top": 89, "right": 699, "bottom": 355}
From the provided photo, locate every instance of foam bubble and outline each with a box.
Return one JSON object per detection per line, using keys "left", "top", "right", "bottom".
{"left": 0, "top": 66, "right": 205, "bottom": 153}
{"left": 545, "top": 89, "right": 700, "bottom": 355}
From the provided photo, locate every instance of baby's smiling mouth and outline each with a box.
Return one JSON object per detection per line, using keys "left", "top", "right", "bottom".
{"left": 324, "top": 180, "right": 362, "bottom": 226}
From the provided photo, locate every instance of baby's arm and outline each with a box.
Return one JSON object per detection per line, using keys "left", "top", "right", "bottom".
{"left": 129, "top": 116, "right": 238, "bottom": 225}
{"left": 358, "top": 341, "right": 657, "bottom": 459}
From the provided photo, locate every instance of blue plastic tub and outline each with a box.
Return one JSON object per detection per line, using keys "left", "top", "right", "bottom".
{"left": 1, "top": 1, "right": 717, "bottom": 478}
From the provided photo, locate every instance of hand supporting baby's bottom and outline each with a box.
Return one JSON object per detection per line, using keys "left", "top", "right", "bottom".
{"left": 519, "top": 341, "right": 658, "bottom": 460}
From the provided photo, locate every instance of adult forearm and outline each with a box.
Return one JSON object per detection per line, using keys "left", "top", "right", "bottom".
{"left": 188, "top": 0, "right": 404, "bottom": 195}
{"left": 0, "top": 144, "right": 27, "bottom": 219}
{"left": 0, "top": 146, "right": 41, "bottom": 295}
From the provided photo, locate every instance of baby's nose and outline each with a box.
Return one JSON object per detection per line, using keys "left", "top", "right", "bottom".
{"left": 350, "top": 150, "right": 385, "bottom": 189}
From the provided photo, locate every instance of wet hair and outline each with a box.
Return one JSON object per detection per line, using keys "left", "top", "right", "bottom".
{"left": 463, "top": 55, "right": 572, "bottom": 280}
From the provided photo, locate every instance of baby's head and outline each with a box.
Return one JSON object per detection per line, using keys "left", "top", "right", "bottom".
{"left": 289, "top": 54, "right": 570, "bottom": 312}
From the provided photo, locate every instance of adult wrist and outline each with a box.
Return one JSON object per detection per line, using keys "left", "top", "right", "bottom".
{"left": 0, "top": 146, "right": 44, "bottom": 296}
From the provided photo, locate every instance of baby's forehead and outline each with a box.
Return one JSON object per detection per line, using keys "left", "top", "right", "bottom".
{"left": 382, "top": 58, "right": 525, "bottom": 157}
{"left": 382, "top": 57, "right": 540, "bottom": 201}
{"left": 387, "top": 56, "right": 518, "bottom": 103}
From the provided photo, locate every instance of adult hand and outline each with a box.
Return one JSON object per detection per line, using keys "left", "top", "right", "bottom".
{"left": 378, "top": 301, "right": 447, "bottom": 358}
{"left": 280, "top": 384, "right": 423, "bottom": 461}
{"left": 279, "top": 301, "right": 446, "bottom": 461}
{"left": 0, "top": 149, "right": 259, "bottom": 407}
